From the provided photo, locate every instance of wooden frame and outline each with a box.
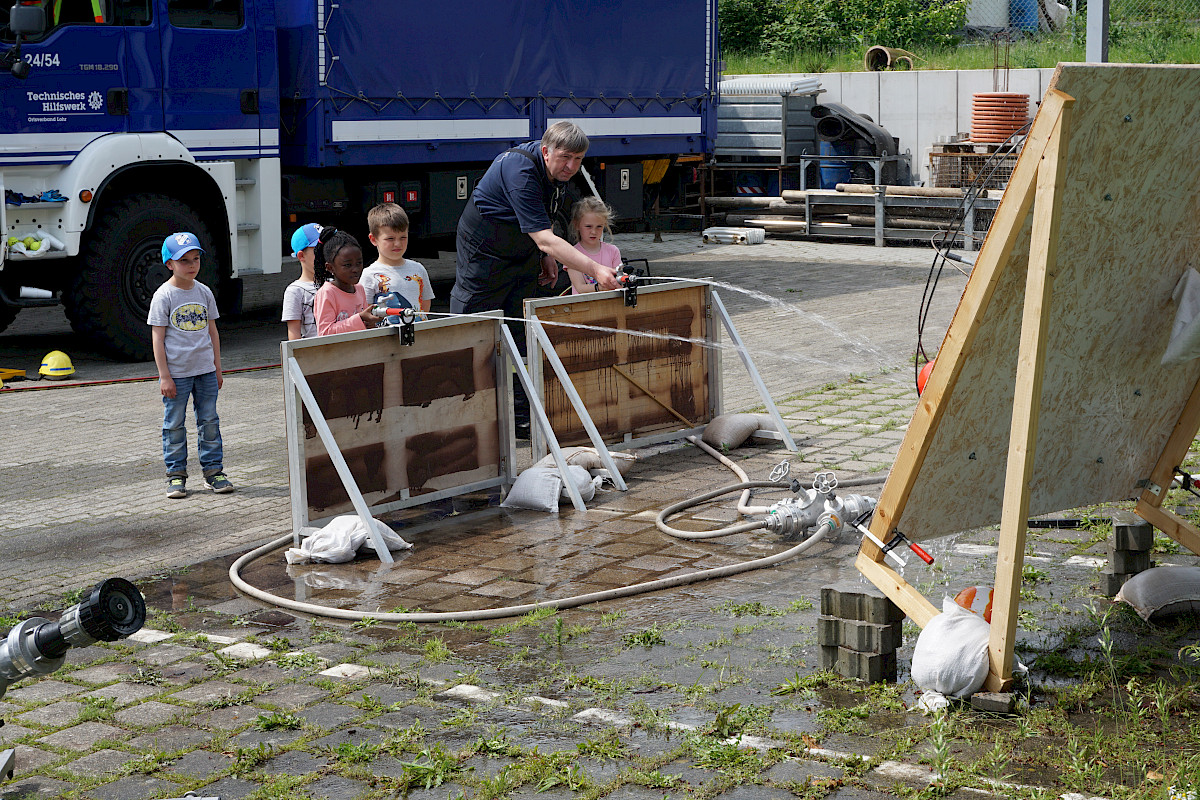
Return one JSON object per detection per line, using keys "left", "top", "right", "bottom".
{"left": 525, "top": 280, "right": 796, "bottom": 458}
{"left": 855, "top": 65, "right": 1200, "bottom": 690}
{"left": 282, "top": 314, "right": 517, "bottom": 543}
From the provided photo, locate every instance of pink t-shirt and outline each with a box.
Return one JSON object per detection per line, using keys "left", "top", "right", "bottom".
{"left": 314, "top": 282, "right": 369, "bottom": 336}
{"left": 571, "top": 241, "right": 622, "bottom": 293}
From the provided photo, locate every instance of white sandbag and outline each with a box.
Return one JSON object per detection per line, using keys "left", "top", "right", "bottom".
{"left": 1116, "top": 566, "right": 1200, "bottom": 621}
{"left": 702, "top": 413, "right": 778, "bottom": 450}
{"left": 535, "top": 446, "right": 636, "bottom": 476}
{"left": 501, "top": 466, "right": 564, "bottom": 512}
{"left": 284, "top": 515, "right": 411, "bottom": 564}
{"left": 561, "top": 464, "right": 602, "bottom": 502}
{"left": 911, "top": 597, "right": 991, "bottom": 700}
{"left": 1163, "top": 268, "right": 1200, "bottom": 365}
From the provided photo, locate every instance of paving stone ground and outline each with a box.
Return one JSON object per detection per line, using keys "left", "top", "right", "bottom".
{"left": 2, "top": 236, "right": 1198, "bottom": 800}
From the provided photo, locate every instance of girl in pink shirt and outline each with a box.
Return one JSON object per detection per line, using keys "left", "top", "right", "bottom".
{"left": 313, "top": 227, "right": 383, "bottom": 335}
{"left": 566, "top": 197, "right": 621, "bottom": 295}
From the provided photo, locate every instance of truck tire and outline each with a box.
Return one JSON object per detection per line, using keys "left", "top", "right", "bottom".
{"left": 64, "top": 194, "right": 220, "bottom": 361}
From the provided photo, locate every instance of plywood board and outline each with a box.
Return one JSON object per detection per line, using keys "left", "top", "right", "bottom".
{"left": 289, "top": 320, "right": 502, "bottom": 517}
{"left": 877, "top": 64, "right": 1200, "bottom": 543}
{"left": 529, "top": 284, "right": 714, "bottom": 447}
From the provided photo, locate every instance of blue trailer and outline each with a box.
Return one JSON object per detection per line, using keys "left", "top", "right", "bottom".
{"left": 0, "top": 0, "right": 717, "bottom": 358}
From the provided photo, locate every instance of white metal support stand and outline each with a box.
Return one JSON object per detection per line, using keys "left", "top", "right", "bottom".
{"left": 285, "top": 358, "right": 394, "bottom": 563}
{"left": 529, "top": 317, "right": 628, "bottom": 492}
{"left": 500, "top": 325, "right": 588, "bottom": 512}
{"left": 710, "top": 291, "right": 798, "bottom": 451}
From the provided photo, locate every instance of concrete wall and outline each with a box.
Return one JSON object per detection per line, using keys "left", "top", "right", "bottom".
{"left": 728, "top": 68, "right": 1058, "bottom": 186}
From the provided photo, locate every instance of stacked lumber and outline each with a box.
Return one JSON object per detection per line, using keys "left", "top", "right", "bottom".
{"left": 705, "top": 184, "right": 1001, "bottom": 239}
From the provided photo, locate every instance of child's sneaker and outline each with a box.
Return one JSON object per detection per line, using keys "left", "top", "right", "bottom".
{"left": 204, "top": 472, "right": 235, "bottom": 494}
{"left": 166, "top": 476, "right": 187, "bottom": 498}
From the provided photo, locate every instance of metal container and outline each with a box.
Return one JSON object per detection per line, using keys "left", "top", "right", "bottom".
{"left": 714, "top": 88, "right": 821, "bottom": 166}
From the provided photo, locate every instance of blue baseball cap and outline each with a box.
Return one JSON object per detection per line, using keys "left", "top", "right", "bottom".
{"left": 290, "top": 223, "right": 322, "bottom": 257}
{"left": 161, "top": 232, "right": 204, "bottom": 263}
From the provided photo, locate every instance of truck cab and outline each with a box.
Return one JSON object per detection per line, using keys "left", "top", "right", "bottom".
{"left": 0, "top": 0, "right": 279, "bottom": 359}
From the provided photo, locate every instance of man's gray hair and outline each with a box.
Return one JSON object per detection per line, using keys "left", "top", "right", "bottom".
{"left": 542, "top": 121, "right": 589, "bottom": 155}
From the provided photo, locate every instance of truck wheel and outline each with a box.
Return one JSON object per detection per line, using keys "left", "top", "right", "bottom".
{"left": 64, "top": 194, "right": 220, "bottom": 361}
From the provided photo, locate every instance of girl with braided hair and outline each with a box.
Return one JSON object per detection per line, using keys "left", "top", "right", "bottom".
{"left": 312, "top": 226, "right": 383, "bottom": 336}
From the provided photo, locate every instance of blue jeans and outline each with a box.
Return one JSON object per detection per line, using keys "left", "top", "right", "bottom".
{"left": 162, "top": 371, "right": 223, "bottom": 478}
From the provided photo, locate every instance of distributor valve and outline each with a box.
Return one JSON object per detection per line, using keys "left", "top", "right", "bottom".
{"left": 762, "top": 470, "right": 875, "bottom": 539}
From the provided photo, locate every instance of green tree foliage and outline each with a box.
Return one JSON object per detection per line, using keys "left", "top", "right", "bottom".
{"left": 719, "top": 0, "right": 969, "bottom": 56}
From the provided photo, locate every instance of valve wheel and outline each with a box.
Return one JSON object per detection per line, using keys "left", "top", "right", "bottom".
{"left": 812, "top": 471, "right": 838, "bottom": 493}
{"left": 769, "top": 460, "right": 791, "bottom": 483}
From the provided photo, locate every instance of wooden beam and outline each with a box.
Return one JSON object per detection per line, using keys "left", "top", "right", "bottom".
{"left": 854, "top": 552, "right": 940, "bottom": 627}
{"left": 1136, "top": 502, "right": 1200, "bottom": 558}
{"left": 857, "top": 90, "right": 1076, "bottom": 628}
{"left": 610, "top": 364, "right": 694, "bottom": 427}
{"left": 864, "top": 90, "right": 1074, "bottom": 552}
{"left": 1139, "top": 373, "right": 1200, "bottom": 510}
{"left": 984, "top": 93, "right": 1076, "bottom": 693}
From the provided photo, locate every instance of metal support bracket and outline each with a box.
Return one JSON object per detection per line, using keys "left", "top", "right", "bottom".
{"left": 530, "top": 318, "right": 628, "bottom": 491}
{"left": 286, "top": 357, "right": 395, "bottom": 563}
{"left": 710, "top": 290, "right": 798, "bottom": 452}
{"left": 499, "top": 325, "right": 588, "bottom": 512}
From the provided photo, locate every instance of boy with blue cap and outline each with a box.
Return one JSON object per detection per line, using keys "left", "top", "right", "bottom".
{"left": 282, "top": 222, "right": 322, "bottom": 340}
{"left": 147, "top": 232, "right": 234, "bottom": 499}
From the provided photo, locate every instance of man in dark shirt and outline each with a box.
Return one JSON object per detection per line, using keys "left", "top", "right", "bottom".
{"left": 452, "top": 121, "right": 621, "bottom": 435}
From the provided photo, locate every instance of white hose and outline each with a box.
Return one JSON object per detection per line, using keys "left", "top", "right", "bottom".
{"left": 228, "top": 521, "right": 829, "bottom": 623}
{"left": 228, "top": 436, "right": 884, "bottom": 623}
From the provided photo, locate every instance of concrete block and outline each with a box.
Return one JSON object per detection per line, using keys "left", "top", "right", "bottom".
{"left": 1112, "top": 512, "right": 1154, "bottom": 552}
{"left": 820, "top": 644, "right": 896, "bottom": 682}
{"left": 838, "top": 647, "right": 897, "bottom": 683}
{"left": 1108, "top": 546, "right": 1151, "bottom": 575}
{"left": 821, "top": 581, "right": 905, "bottom": 624}
{"left": 817, "top": 615, "right": 841, "bottom": 647}
{"left": 818, "top": 615, "right": 903, "bottom": 652}
{"left": 1100, "top": 569, "right": 1132, "bottom": 598}
{"left": 970, "top": 692, "right": 1017, "bottom": 714}
{"left": 843, "top": 618, "right": 903, "bottom": 653}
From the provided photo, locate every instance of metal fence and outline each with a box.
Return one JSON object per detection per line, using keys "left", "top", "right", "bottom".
{"left": 966, "top": 0, "right": 1200, "bottom": 35}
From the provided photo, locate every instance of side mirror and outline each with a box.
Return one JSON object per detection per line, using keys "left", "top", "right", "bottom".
{"left": 9, "top": 3, "right": 46, "bottom": 37}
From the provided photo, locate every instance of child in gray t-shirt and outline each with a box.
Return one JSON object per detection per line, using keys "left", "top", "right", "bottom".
{"left": 147, "top": 232, "right": 235, "bottom": 499}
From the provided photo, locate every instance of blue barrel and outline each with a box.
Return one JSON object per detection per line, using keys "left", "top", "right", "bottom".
{"left": 1009, "top": 0, "right": 1038, "bottom": 31}
{"left": 819, "top": 140, "right": 852, "bottom": 189}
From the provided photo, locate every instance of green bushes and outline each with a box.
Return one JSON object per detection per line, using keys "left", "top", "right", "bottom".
{"left": 718, "top": 0, "right": 969, "bottom": 57}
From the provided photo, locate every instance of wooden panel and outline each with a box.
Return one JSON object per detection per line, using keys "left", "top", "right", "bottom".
{"left": 532, "top": 285, "right": 712, "bottom": 446}
{"left": 887, "top": 65, "right": 1200, "bottom": 541}
{"left": 290, "top": 321, "right": 502, "bottom": 517}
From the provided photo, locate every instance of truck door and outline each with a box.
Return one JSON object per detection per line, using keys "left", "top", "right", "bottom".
{"left": 0, "top": 0, "right": 148, "bottom": 157}
{"left": 159, "top": 0, "right": 259, "bottom": 155}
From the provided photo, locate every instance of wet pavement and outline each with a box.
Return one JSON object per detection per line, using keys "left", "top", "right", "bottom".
{"left": 3, "top": 235, "right": 1200, "bottom": 800}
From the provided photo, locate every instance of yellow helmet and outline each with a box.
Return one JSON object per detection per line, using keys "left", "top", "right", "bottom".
{"left": 39, "top": 350, "right": 75, "bottom": 380}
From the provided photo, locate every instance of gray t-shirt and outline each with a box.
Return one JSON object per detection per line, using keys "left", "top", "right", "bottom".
{"left": 281, "top": 278, "right": 320, "bottom": 339}
{"left": 147, "top": 281, "right": 219, "bottom": 378}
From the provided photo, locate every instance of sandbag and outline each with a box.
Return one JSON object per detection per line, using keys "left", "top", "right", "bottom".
{"left": 911, "top": 597, "right": 991, "bottom": 701}
{"left": 1116, "top": 566, "right": 1200, "bottom": 621}
{"left": 563, "top": 464, "right": 601, "bottom": 502}
{"left": 501, "top": 464, "right": 603, "bottom": 511}
{"left": 535, "top": 446, "right": 636, "bottom": 476}
{"left": 702, "top": 413, "right": 778, "bottom": 450}
{"left": 284, "top": 515, "right": 412, "bottom": 565}
{"left": 501, "top": 466, "right": 564, "bottom": 512}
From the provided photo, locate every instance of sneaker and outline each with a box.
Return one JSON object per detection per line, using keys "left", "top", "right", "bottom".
{"left": 166, "top": 476, "right": 187, "bottom": 499}
{"left": 204, "top": 472, "right": 235, "bottom": 493}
